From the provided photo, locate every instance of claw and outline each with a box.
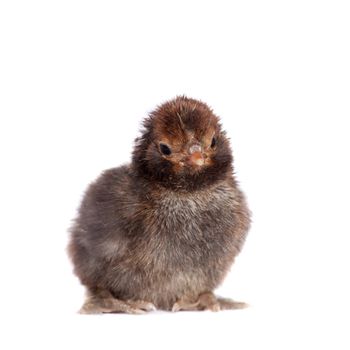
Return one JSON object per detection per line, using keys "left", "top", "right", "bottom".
{"left": 172, "top": 302, "right": 181, "bottom": 312}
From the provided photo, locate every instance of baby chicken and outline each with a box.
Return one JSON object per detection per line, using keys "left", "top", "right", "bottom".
{"left": 68, "top": 96, "right": 251, "bottom": 314}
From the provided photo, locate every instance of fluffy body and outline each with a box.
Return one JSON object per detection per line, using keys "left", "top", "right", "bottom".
{"left": 68, "top": 96, "right": 251, "bottom": 313}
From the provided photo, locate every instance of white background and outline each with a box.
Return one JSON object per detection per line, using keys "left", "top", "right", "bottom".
{"left": 1, "top": 1, "right": 349, "bottom": 349}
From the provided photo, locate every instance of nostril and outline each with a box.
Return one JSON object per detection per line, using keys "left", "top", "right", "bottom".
{"left": 189, "top": 144, "right": 202, "bottom": 154}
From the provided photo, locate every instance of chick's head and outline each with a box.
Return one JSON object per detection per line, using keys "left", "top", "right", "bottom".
{"left": 132, "top": 96, "right": 233, "bottom": 191}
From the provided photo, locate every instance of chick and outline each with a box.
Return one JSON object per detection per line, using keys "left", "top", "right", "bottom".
{"left": 68, "top": 96, "right": 251, "bottom": 314}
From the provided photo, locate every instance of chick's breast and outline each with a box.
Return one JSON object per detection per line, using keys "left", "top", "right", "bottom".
{"left": 69, "top": 166, "right": 249, "bottom": 310}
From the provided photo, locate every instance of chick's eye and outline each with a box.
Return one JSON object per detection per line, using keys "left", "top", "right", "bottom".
{"left": 211, "top": 137, "right": 217, "bottom": 148}
{"left": 159, "top": 143, "right": 172, "bottom": 156}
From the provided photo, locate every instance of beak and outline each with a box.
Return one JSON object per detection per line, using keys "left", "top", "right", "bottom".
{"left": 188, "top": 144, "right": 205, "bottom": 166}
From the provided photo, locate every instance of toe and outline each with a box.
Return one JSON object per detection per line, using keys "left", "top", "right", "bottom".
{"left": 126, "top": 307, "right": 146, "bottom": 315}
{"left": 141, "top": 302, "right": 156, "bottom": 311}
{"left": 208, "top": 303, "right": 221, "bottom": 312}
{"left": 127, "top": 300, "right": 156, "bottom": 312}
{"left": 218, "top": 298, "right": 249, "bottom": 310}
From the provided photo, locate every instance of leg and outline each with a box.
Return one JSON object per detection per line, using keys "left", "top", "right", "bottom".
{"left": 79, "top": 289, "right": 156, "bottom": 314}
{"left": 172, "top": 292, "right": 248, "bottom": 312}
{"left": 172, "top": 295, "right": 201, "bottom": 312}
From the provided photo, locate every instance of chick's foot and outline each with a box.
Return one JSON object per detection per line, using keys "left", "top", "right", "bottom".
{"left": 79, "top": 293, "right": 156, "bottom": 314}
{"left": 172, "top": 292, "right": 248, "bottom": 312}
